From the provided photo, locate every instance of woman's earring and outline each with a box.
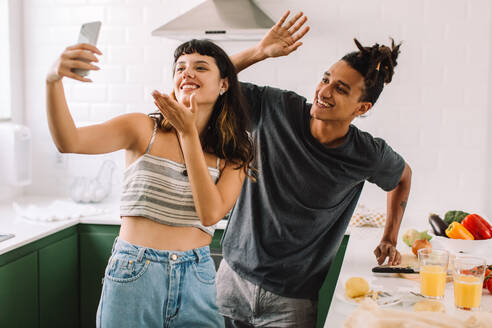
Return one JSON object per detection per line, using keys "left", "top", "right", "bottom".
{"left": 219, "top": 89, "right": 225, "bottom": 96}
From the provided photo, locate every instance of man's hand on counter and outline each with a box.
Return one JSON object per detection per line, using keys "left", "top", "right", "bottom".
{"left": 374, "top": 240, "right": 401, "bottom": 266}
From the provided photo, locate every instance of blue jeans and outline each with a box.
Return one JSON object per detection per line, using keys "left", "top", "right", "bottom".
{"left": 96, "top": 238, "right": 224, "bottom": 328}
{"left": 217, "top": 260, "right": 317, "bottom": 328}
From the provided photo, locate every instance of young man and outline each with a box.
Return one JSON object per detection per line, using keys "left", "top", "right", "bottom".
{"left": 216, "top": 11, "right": 412, "bottom": 327}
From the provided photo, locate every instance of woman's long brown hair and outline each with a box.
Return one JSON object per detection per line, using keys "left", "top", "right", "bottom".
{"left": 149, "top": 39, "right": 254, "bottom": 179}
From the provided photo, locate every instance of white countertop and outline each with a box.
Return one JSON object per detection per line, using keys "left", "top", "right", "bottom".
{"left": 324, "top": 228, "right": 492, "bottom": 327}
{"left": 0, "top": 196, "right": 228, "bottom": 256}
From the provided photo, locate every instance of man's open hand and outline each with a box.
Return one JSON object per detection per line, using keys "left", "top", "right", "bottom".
{"left": 259, "top": 10, "right": 310, "bottom": 58}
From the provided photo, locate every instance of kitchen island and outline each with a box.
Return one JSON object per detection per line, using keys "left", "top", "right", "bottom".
{"left": 324, "top": 228, "right": 492, "bottom": 327}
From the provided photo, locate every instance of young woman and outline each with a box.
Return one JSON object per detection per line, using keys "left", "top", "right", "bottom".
{"left": 46, "top": 39, "right": 254, "bottom": 327}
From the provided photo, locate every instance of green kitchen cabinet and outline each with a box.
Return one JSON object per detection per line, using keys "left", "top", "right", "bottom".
{"left": 316, "top": 234, "right": 349, "bottom": 328}
{"left": 79, "top": 224, "right": 120, "bottom": 328}
{"left": 0, "top": 226, "right": 79, "bottom": 328}
{"left": 0, "top": 251, "right": 39, "bottom": 328}
{"left": 39, "top": 233, "right": 79, "bottom": 328}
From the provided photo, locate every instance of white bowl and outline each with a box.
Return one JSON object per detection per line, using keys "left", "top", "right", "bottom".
{"left": 431, "top": 235, "right": 492, "bottom": 262}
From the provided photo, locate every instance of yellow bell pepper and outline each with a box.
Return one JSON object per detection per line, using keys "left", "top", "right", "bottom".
{"left": 445, "top": 221, "right": 474, "bottom": 240}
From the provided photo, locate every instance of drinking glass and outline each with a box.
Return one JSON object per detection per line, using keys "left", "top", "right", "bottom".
{"left": 418, "top": 248, "right": 449, "bottom": 299}
{"left": 452, "top": 256, "right": 486, "bottom": 311}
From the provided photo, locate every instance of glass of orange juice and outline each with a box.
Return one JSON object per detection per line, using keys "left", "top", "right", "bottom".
{"left": 418, "top": 248, "right": 449, "bottom": 299}
{"left": 452, "top": 256, "right": 486, "bottom": 311}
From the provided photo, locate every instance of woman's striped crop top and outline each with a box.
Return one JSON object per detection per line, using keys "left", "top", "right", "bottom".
{"left": 120, "top": 121, "right": 220, "bottom": 236}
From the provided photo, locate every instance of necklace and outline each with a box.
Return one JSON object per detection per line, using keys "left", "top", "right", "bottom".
{"left": 174, "top": 130, "right": 188, "bottom": 176}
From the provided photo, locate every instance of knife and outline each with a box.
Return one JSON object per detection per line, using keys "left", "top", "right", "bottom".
{"left": 372, "top": 266, "right": 418, "bottom": 274}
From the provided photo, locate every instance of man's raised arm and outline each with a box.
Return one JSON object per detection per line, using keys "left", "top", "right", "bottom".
{"left": 231, "top": 10, "right": 310, "bottom": 73}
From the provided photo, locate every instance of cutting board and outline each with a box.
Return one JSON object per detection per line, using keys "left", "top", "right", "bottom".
{"left": 397, "top": 253, "right": 420, "bottom": 281}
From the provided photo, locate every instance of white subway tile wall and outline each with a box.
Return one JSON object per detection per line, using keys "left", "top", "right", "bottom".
{"left": 21, "top": 0, "right": 492, "bottom": 224}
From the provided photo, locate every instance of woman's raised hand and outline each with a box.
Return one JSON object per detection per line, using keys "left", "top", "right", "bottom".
{"left": 152, "top": 91, "right": 198, "bottom": 136}
{"left": 46, "top": 43, "right": 102, "bottom": 83}
{"left": 258, "top": 10, "right": 310, "bottom": 59}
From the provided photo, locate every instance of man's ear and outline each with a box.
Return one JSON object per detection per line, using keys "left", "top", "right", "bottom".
{"left": 356, "top": 102, "right": 372, "bottom": 116}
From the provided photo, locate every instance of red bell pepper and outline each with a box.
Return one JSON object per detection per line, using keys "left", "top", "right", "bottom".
{"left": 476, "top": 215, "right": 492, "bottom": 234}
{"left": 462, "top": 214, "right": 492, "bottom": 240}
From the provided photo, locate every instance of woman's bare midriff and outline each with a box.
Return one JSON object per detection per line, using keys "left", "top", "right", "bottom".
{"left": 119, "top": 216, "right": 212, "bottom": 251}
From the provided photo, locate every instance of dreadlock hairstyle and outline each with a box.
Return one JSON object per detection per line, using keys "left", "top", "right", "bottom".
{"left": 341, "top": 38, "right": 401, "bottom": 105}
{"left": 148, "top": 39, "right": 255, "bottom": 179}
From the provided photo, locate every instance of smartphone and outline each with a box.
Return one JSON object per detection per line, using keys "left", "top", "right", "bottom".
{"left": 72, "top": 21, "right": 102, "bottom": 77}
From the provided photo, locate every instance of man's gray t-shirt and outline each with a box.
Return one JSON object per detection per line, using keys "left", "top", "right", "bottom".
{"left": 222, "top": 83, "right": 406, "bottom": 300}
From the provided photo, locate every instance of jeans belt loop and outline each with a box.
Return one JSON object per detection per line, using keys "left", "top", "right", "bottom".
{"left": 111, "top": 236, "right": 119, "bottom": 253}
{"left": 136, "top": 246, "right": 146, "bottom": 262}
{"left": 193, "top": 249, "right": 201, "bottom": 264}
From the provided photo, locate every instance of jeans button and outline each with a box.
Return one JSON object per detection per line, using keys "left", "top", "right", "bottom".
{"left": 170, "top": 254, "right": 178, "bottom": 261}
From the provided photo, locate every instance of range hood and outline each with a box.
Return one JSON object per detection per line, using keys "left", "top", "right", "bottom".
{"left": 152, "top": 0, "right": 275, "bottom": 41}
